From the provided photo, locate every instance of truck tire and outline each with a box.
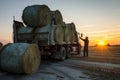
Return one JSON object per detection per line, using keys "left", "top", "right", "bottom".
{"left": 66, "top": 47, "right": 71, "bottom": 58}
{"left": 59, "top": 47, "right": 66, "bottom": 61}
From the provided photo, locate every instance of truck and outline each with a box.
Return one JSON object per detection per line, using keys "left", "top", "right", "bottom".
{"left": 13, "top": 20, "right": 81, "bottom": 60}
{"left": 13, "top": 5, "right": 81, "bottom": 60}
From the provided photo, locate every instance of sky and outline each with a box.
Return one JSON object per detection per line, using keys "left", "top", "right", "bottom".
{"left": 0, "top": 0, "right": 120, "bottom": 46}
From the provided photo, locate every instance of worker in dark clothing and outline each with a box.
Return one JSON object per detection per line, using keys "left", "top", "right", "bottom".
{"left": 79, "top": 36, "right": 89, "bottom": 57}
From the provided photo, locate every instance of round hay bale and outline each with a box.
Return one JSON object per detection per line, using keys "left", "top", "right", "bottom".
{"left": 17, "top": 26, "right": 33, "bottom": 40}
{"left": 54, "top": 25, "right": 64, "bottom": 45}
{"left": 51, "top": 10, "right": 63, "bottom": 25}
{"left": 64, "top": 23, "right": 77, "bottom": 44}
{"left": 0, "top": 43, "right": 40, "bottom": 74}
{"left": 71, "top": 23, "right": 76, "bottom": 31}
{"left": 22, "top": 5, "right": 51, "bottom": 27}
{"left": 70, "top": 23, "right": 77, "bottom": 43}
{"left": 64, "top": 24, "right": 72, "bottom": 44}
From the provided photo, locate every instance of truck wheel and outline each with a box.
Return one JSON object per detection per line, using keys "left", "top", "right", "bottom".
{"left": 66, "top": 47, "right": 71, "bottom": 58}
{"left": 59, "top": 47, "right": 66, "bottom": 61}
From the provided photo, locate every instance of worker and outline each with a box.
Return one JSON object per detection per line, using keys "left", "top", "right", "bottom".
{"left": 79, "top": 36, "right": 89, "bottom": 57}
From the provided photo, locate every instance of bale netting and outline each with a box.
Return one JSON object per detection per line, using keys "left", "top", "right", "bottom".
{"left": 51, "top": 10, "right": 63, "bottom": 25}
{"left": 0, "top": 43, "right": 40, "bottom": 74}
{"left": 22, "top": 5, "right": 51, "bottom": 27}
{"left": 17, "top": 26, "right": 33, "bottom": 40}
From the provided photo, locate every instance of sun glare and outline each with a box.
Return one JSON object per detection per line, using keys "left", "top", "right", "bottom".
{"left": 98, "top": 41, "right": 105, "bottom": 46}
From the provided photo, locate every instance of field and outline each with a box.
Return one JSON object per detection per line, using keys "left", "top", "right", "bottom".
{"left": 72, "top": 46, "right": 120, "bottom": 64}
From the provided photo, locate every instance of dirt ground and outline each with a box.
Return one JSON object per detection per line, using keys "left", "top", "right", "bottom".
{"left": 0, "top": 46, "right": 120, "bottom": 80}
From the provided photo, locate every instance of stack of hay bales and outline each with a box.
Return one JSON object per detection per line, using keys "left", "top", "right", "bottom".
{"left": 17, "top": 4, "right": 77, "bottom": 45}
{"left": 18, "top": 4, "right": 65, "bottom": 45}
{"left": 17, "top": 5, "right": 51, "bottom": 42}
{"left": 0, "top": 43, "right": 40, "bottom": 74}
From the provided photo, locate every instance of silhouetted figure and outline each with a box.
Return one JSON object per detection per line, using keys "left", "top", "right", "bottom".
{"left": 79, "top": 36, "right": 89, "bottom": 57}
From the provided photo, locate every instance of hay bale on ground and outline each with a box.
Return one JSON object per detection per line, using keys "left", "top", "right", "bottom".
{"left": 0, "top": 43, "right": 40, "bottom": 74}
{"left": 51, "top": 10, "right": 63, "bottom": 25}
{"left": 22, "top": 5, "right": 51, "bottom": 27}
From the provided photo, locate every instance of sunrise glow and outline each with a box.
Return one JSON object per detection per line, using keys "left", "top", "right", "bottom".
{"left": 98, "top": 41, "right": 106, "bottom": 46}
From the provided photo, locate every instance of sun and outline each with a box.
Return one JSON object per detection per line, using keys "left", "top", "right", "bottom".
{"left": 98, "top": 41, "right": 105, "bottom": 46}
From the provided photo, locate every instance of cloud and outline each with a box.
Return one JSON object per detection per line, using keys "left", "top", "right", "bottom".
{"left": 80, "top": 24, "right": 96, "bottom": 28}
{"left": 88, "top": 30, "right": 109, "bottom": 34}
